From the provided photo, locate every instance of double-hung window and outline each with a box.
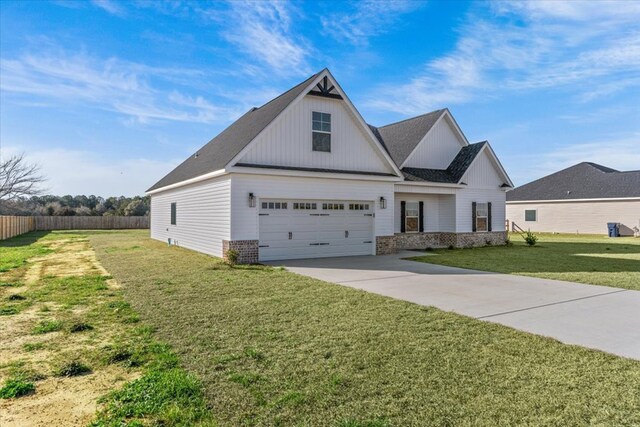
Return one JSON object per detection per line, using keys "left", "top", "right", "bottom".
{"left": 312, "top": 111, "right": 331, "bottom": 152}
{"left": 405, "top": 201, "right": 419, "bottom": 232}
{"left": 476, "top": 202, "right": 488, "bottom": 232}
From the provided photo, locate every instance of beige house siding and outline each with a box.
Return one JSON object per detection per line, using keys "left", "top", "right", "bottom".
{"left": 506, "top": 199, "right": 640, "bottom": 236}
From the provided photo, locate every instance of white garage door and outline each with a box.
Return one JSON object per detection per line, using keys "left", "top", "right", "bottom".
{"left": 258, "top": 199, "right": 374, "bottom": 261}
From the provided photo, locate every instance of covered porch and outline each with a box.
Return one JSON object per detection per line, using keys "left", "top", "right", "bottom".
{"left": 392, "top": 187, "right": 506, "bottom": 250}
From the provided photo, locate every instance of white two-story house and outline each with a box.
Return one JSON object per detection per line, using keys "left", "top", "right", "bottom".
{"left": 147, "top": 69, "right": 513, "bottom": 263}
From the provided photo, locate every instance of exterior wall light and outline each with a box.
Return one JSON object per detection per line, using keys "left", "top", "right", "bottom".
{"left": 379, "top": 196, "right": 387, "bottom": 209}
{"left": 249, "top": 193, "right": 256, "bottom": 208}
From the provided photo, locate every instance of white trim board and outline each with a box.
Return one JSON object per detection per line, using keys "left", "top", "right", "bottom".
{"left": 146, "top": 169, "right": 228, "bottom": 195}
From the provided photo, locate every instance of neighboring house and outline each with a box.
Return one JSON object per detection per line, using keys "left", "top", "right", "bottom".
{"left": 506, "top": 162, "right": 640, "bottom": 236}
{"left": 147, "top": 69, "right": 513, "bottom": 263}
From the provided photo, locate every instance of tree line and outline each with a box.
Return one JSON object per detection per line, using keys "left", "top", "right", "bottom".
{"left": 0, "top": 195, "right": 150, "bottom": 216}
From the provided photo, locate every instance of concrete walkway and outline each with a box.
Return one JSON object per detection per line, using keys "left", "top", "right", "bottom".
{"left": 266, "top": 252, "right": 640, "bottom": 360}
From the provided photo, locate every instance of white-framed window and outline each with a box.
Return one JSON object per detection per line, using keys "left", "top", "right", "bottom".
{"left": 170, "top": 202, "right": 177, "bottom": 225}
{"left": 293, "top": 202, "right": 317, "bottom": 210}
{"left": 525, "top": 209, "right": 537, "bottom": 222}
{"left": 476, "top": 202, "right": 488, "bottom": 232}
{"left": 261, "top": 201, "right": 288, "bottom": 210}
{"left": 312, "top": 111, "right": 331, "bottom": 152}
{"left": 348, "top": 203, "right": 370, "bottom": 211}
{"left": 405, "top": 201, "right": 419, "bottom": 232}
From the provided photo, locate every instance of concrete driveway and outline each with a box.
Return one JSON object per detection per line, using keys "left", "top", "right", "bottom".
{"left": 266, "top": 251, "right": 640, "bottom": 360}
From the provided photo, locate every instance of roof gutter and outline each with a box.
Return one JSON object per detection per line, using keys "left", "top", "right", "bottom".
{"left": 146, "top": 169, "right": 228, "bottom": 195}
{"left": 227, "top": 165, "right": 402, "bottom": 182}
{"left": 395, "top": 180, "right": 466, "bottom": 189}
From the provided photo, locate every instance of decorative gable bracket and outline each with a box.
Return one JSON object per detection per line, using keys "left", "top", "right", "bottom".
{"left": 308, "top": 76, "right": 343, "bottom": 100}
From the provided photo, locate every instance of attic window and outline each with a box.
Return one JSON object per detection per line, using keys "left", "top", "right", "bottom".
{"left": 312, "top": 111, "right": 331, "bottom": 152}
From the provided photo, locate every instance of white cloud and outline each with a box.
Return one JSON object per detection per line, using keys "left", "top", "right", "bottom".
{"left": 494, "top": 1, "right": 640, "bottom": 23}
{"left": 217, "top": 1, "right": 311, "bottom": 77}
{"left": 321, "top": 0, "right": 421, "bottom": 46}
{"left": 2, "top": 146, "right": 179, "bottom": 196}
{"left": 369, "top": 1, "right": 640, "bottom": 115}
{"left": 91, "top": 0, "right": 126, "bottom": 16}
{"left": 0, "top": 50, "right": 240, "bottom": 124}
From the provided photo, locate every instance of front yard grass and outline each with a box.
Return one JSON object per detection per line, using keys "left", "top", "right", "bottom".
{"left": 410, "top": 233, "right": 640, "bottom": 290}
{"left": 91, "top": 230, "right": 640, "bottom": 426}
{"left": 0, "top": 231, "right": 212, "bottom": 426}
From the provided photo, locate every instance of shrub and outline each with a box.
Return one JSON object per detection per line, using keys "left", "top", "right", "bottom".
{"left": 55, "top": 361, "right": 92, "bottom": 377}
{"left": 524, "top": 231, "right": 538, "bottom": 246}
{"left": 225, "top": 249, "right": 240, "bottom": 266}
{"left": 0, "top": 379, "right": 35, "bottom": 399}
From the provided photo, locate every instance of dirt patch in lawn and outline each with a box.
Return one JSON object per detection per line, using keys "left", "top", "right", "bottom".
{"left": 0, "top": 233, "right": 141, "bottom": 426}
{"left": 23, "top": 238, "right": 108, "bottom": 284}
{"left": 0, "top": 365, "right": 136, "bottom": 427}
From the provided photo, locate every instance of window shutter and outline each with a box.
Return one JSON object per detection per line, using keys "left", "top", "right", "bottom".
{"left": 487, "top": 202, "right": 492, "bottom": 232}
{"left": 472, "top": 202, "right": 477, "bottom": 232}
{"left": 400, "top": 201, "right": 406, "bottom": 233}
{"left": 419, "top": 201, "right": 424, "bottom": 232}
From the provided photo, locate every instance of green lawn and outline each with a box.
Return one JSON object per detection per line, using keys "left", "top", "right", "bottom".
{"left": 410, "top": 233, "right": 640, "bottom": 290}
{"left": 0, "top": 232, "right": 51, "bottom": 273}
{"left": 89, "top": 231, "right": 640, "bottom": 426}
{"left": 0, "top": 231, "right": 212, "bottom": 426}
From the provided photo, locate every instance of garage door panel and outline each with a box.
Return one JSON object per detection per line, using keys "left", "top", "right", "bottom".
{"left": 258, "top": 199, "right": 373, "bottom": 261}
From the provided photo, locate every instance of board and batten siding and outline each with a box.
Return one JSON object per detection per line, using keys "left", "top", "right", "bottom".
{"left": 454, "top": 150, "right": 508, "bottom": 232}
{"left": 438, "top": 195, "right": 457, "bottom": 232}
{"left": 462, "top": 150, "right": 505, "bottom": 189}
{"left": 229, "top": 173, "right": 395, "bottom": 244}
{"left": 455, "top": 188, "right": 506, "bottom": 232}
{"left": 393, "top": 193, "right": 456, "bottom": 233}
{"left": 150, "top": 176, "right": 231, "bottom": 257}
{"left": 506, "top": 199, "right": 640, "bottom": 235}
{"left": 238, "top": 95, "right": 392, "bottom": 174}
{"left": 402, "top": 116, "right": 465, "bottom": 169}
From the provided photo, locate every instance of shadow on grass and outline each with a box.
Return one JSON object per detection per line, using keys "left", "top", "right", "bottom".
{"left": 0, "top": 231, "right": 51, "bottom": 247}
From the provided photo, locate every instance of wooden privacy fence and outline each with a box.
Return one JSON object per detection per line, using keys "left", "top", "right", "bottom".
{"left": 0, "top": 216, "right": 36, "bottom": 240}
{"left": 34, "top": 216, "right": 149, "bottom": 231}
{"left": 0, "top": 216, "right": 149, "bottom": 240}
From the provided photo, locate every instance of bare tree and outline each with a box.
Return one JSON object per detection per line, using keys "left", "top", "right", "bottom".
{"left": 0, "top": 153, "right": 47, "bottom": 200}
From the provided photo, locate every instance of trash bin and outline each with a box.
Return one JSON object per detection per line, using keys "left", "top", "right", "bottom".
{"left": 607, "top": 222, "right": 620, "bottom": 237}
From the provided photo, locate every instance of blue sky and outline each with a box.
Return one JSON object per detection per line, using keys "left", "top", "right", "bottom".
{"left": 1, "top": 0, "right": 639, "bottom": 196}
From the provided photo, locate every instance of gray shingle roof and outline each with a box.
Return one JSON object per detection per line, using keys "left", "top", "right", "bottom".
{"left": 147, "top": 70, "right": 323, "bottom": 191}
{"left": 506, "top": 162, "right": 640, "bottom": 201}
{"left": 148, "top": 69, "right": 499, "bottom": 192}
{"left": 401, "top": 141, "right": 487, "bottom": 184}
{"left": 369, "top": 109, "right": 446, "bottom": 166}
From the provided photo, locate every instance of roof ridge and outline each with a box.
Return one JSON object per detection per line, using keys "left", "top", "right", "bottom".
{"left": 377, "top": 108, "right": 446, "bottom": 129}
{"left": 255, "top": 69, "right": 323, "bottom": 111}
{"left": 466, "top": 140, "right": 487, "bottom": 147}
{"left": 583, "top": 162, "right": 619, "bottom": 173}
